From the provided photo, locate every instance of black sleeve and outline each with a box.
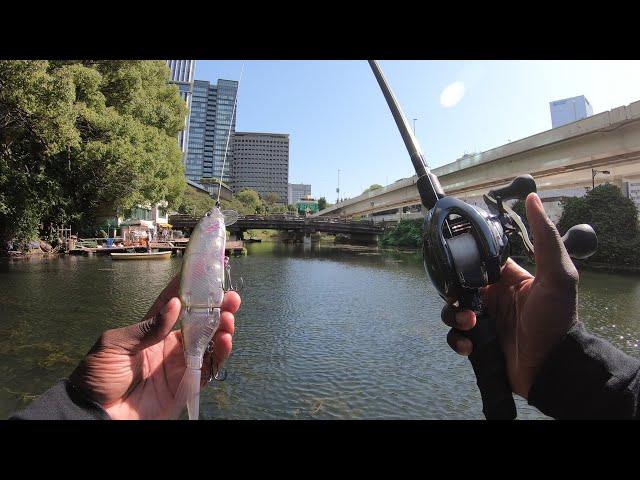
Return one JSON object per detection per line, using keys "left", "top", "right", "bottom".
{"left": 9, "top": 379, "right": 111, "bottom": 420}
{"left": 528, "top": 321, "right": 640, "bottom": 419}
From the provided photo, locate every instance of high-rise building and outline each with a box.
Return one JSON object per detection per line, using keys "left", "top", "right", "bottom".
{"left": 166, "top": 60, "right": 195, "bottom": 156}
{"left": 184, "top": 79, "right": 238, "bottom": 184}
{"left": 288, "top": 183, "right": 311, "bottom": 205}
{"left": 550, "top": 95, "right": 593, "bottom": 128}
{"left": 233, "top": 132, "right": 289, "bottom": 203}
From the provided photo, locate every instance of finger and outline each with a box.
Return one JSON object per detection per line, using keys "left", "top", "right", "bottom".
{"left": 212, "top": 331, "right": 233, "bottom": 365}
{"left": 221, "top": 291, "right": 241, "bottom": 314}
{"left": 106, "top": 297, "right": 181, "bottom": 353}
{"left": 145, "top": 274, "right": 181, "bottom": 319}
{"left": 499, "top": 258, "right": 533, "bottom": 287}
{"left": 446, "top": 329, "right": 473, "bottom": 356}
{"left": 525, "top": 193, "right": 578, "bottom": 286}
{"left": 441, "top": 305, "right": 476, "bottom": 331}
{"left": 218, "top": 311, "right": 235, "bottom": 336}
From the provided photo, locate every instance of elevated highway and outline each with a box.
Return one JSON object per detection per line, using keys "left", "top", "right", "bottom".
{"left": 315, "top": 100, "right": 640, "bottom": 223}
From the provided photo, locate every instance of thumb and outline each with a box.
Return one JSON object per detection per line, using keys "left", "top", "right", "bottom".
{"left": 525, "top": 192, "right": 577, "bottom": 285}
{"left": 107, "top": 297, "right": 182, "bottom": 353}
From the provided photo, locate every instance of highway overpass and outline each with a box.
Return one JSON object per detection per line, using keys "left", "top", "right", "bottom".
{"left": 315, "top": 100, "right": 640, "bottom": 223}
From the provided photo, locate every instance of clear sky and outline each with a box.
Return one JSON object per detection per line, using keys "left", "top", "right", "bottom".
{"left": 194, "top": 60, "right": 640, "bottom": 202}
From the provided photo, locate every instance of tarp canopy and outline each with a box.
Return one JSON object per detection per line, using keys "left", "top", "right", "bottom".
{"left": 157, "top": 223, "right": 172, "bottom": 228}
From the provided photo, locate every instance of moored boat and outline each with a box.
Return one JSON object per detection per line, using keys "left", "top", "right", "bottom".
{"left": 110, "top": 251, "right": 172, "bottom": 260}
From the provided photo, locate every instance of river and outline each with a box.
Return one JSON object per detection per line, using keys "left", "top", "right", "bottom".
{"left": 1, "top": 242, "right": 639, "bottom": 419}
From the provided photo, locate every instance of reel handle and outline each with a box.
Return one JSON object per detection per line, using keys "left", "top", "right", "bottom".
{"left": 488, "top": 175, "right": 537, "bottom": 202}
{"left": 457, "top": 309, "right": 517, "bottom": 420}
{"left": 562, "top": 224, "right": 598, "bottom": 260}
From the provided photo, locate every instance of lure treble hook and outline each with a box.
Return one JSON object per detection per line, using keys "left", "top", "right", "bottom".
{"left": 206, "top": 342, "right": 228, "bottom": 383}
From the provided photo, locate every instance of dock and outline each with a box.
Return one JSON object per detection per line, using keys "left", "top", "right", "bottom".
{"left": 68, "top": 239, "right": 245, "bottom": 256}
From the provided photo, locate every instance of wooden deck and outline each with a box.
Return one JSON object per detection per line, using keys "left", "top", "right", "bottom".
{"left": 69, "top": 239, "right": 245, "bottom": 256}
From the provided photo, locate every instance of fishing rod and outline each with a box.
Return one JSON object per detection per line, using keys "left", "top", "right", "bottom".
{"left": 368, "top": 60, "right": 598, "bottom": 420}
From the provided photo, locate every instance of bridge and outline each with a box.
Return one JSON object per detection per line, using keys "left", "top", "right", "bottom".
{"left": 315, "top": 100, "right": 640, "bottom": 224}
{"left": 168, "top": 214, "right": 386, "bottom": 243}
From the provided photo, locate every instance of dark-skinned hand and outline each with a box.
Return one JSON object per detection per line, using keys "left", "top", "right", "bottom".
{"left": 69, "top": 274, "right": 241, "bottom": 420}
{"left": 441, "top": 192, "right": 579, "bottom": 399}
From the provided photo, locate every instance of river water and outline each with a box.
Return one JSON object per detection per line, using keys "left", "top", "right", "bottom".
{"left": 1, "top": 242, "right": 639, "bottom": 420}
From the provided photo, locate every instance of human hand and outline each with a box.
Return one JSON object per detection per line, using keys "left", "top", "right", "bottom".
{"left": 69, "top": 275, "right": 241, "bottom": 419}
{"left": 441, "top": 192, "right": 579, "bottom": 399}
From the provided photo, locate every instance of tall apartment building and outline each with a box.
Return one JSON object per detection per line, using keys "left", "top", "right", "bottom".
{"left": 184, "top": 79, "right": 239, "bottom": 184}
{"left": 550, "top": 95, "right": 593, "bottom": 128}
{"left": 288, "top": 183, "right": 311, "bottom": 205}
{"left": 233, "top": 132, "right": 289, "bottom": 203}
{"left": 166, "top": 60, "right": 195, "bottom": 156}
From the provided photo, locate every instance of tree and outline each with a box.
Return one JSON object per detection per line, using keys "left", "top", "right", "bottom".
{"left": 318, "top": 197, "right": 327, "bottom": 210}
{"left": 264, "top": 192, "right": 279, "bottom": 205}
{"left": 178, "top": 186, "right": 215, "bottom": 218}
{"left": 557, "top": 184, "right": 640, "bottom": 265}
{"left": 0, "top": 60, "right": 188, "bottom": 247}
{"left": 363, "top": 184, "right": 383, "bottom": 194}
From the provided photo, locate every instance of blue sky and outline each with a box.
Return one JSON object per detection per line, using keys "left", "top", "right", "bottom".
{"left": 195, "top": 60, "right": 640, "bottom": 202}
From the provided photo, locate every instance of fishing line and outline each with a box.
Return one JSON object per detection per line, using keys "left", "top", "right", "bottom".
{"left": 216, "top": 62, "right": 245, "bottom": 205}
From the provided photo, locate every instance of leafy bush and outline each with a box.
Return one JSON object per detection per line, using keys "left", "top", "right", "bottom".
{"left": 557, "top": 184, "right": 640, "bottom": 265}
{"left": 379, "top": 219, "right": 423, "bottom": 248}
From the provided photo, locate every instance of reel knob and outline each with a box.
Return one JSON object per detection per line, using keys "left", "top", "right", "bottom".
{"left": 488, "top": 175, "right": 537, "bottom": 202}
{"left": 562, "top": 224, "right": 598, "bottom": 260}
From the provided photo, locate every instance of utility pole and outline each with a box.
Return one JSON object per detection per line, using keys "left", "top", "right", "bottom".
{"left": 337, "top": 169, "right": 341, "bottom": 203}
{"left": 412, "top": 118, "right": 417, "bottom": 136}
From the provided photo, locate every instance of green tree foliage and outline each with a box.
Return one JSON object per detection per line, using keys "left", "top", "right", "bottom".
{"left": 236, "top": 188, "right": 262, "bottom": 212}
{"left": 379, "top": 219, "right": 423, "bottom": 248}
{"left": 178, "top": 186, "right": 215, "bottom": 218}
{"left": 0, "top": 60, "right": 187, "bottom": 247}
{"left": 557, "top": 184, "right": 640, "bottom": 265}
{"left": 363, "top": 184, "right": 383, "bottom": 194}
{"left": 318, "top": 197, "right": 327, "bottom": 210}
{"left": 264, "top": 192, "right": 278, "bottom": 205}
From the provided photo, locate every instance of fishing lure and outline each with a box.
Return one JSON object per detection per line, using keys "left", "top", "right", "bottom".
{"left": 172, "top": 206, "right": 239, "bottom": 420}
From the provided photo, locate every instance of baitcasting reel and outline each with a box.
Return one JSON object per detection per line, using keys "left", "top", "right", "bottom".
{"left": 368, "top": 59, "right": 598, "bottom": 420}
{"left": 422, "top": 174, "right": 598, "bottom": 419}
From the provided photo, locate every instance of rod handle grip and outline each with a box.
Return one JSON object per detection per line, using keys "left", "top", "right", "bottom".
{"left": 458, "top": 311, "right": 517, "bottom": 420}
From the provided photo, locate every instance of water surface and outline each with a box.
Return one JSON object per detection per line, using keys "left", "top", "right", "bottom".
{"left": 1, "top": 243, "right": 638, "bottom": 419}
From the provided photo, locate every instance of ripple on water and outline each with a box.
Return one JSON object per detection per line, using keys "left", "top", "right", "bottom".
{"left": 1, "top": 245, "right": 638, "bottom": 419}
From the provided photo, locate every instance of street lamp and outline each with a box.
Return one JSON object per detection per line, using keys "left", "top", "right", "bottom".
{"left": 337, "top": 169, "right": 341, "bottom": 204}
{"left": 592, "top": 169, "right": 610, "bottom": 189}
{"left": 412, "top": 118, "right": 417, "bottom": 136}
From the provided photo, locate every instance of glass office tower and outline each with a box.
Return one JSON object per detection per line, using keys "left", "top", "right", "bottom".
{"left": 166, "top": 60, "right": 196, "bottom": 156}
{"left": 184, "top": 78, "right": 239, "bottom": 184}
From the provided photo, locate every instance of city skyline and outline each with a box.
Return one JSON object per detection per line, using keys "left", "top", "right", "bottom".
{"left": 193, "top": 60, "right": 640, "bottom": 202}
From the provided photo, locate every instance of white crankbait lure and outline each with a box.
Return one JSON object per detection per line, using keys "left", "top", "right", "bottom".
{"left": 173, "top": 206, "right": 238, "bottom": 420}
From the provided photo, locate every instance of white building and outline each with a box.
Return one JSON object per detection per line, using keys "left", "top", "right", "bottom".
{"left": 550, "top": 95, "right": 593, "bottom": 128}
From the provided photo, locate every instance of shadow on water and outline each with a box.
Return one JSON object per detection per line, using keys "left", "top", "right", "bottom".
{"left": 1, "top": 244, "right": 638, "bottom": 419}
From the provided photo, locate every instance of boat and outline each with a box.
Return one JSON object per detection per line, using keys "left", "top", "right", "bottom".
{"left": 110, "top": 251, "right": 172, "bottom": 260}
